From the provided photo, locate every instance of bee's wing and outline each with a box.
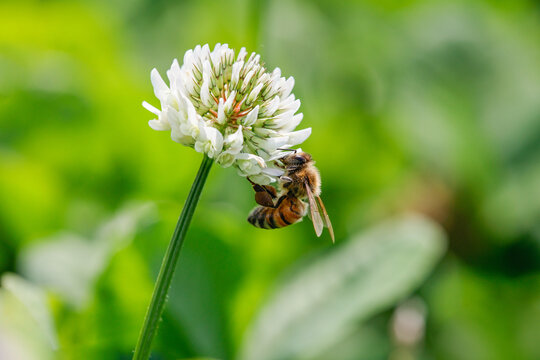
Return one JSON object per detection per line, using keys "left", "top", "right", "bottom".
{"left": 304, "top": 181, "right": 324, "bottom": 237}
{"left": 316, "top": 196, "right": 335, "bottom": 243}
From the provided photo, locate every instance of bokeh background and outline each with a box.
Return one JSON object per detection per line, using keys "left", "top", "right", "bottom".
{"left": 1, "top": 0, "right": 540, "bottom": 359}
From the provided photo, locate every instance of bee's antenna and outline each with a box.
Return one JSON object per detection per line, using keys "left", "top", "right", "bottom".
{"left": 277, "top": 148, "right": 297, "bottom": 153}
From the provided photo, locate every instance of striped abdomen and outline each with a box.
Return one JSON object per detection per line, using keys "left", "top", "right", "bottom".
{"left": 248, "top": 194, "right": 307, "bottom": 229}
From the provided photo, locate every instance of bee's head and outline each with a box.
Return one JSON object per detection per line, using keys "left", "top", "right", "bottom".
{"left": 282, "top": 151, "right": 312, "bottom": 166}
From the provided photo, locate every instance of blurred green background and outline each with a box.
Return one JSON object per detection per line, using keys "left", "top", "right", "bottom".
{"left": 1, "top": 0, "right": 540, "bottom": 359}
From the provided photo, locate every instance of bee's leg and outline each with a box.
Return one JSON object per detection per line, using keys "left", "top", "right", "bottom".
{"left": 247, "top": 177, "right": 278, "bottom": 207}
{"left": 279, "top": 176, "right": 294, "bottom": 191}
{"left": 246, "top": 177, "right": 257, "bottom": 186}
{"left": 280, "top": 176, "right": 293, "bottom": 184}
{"left": 262, "top": 184, "right": 278, "bottom": 198}
{"left": 247, "top": 177, "right": 276, "bottom": 196}
{"left": 254, "top": 185, "right": 278, "bottom": 207}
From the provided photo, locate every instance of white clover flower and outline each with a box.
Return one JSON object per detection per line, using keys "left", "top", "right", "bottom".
{"left": 143, "top": 43, "right": 311, "bottom": 184}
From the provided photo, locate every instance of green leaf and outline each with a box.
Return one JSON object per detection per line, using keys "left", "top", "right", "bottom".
{"left": 240, "top": 214, "right": 447, "bottom": 360}
{"left": 18, "top": 202, "right": 156, "bottom": 308}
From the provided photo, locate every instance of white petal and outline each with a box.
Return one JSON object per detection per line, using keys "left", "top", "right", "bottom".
{"left": 224, "top": 126, "right": 244, "bottom": 153}
{"left": 250, "top": 54, "right": 261, "bottom": 65}
{"left": 173, "top": 134, "right": 194, "bottom": 146}
{"left": 283, "top": 113, "right": 304, "bottom": 132}
{"left": 241, "top": 70, "right": 255, "bottom": 92}
{"left": 179, "top": 108, "right": 201, "bottom": 139}
{"left": 217, "top": 98, "right": 226, "bottom": 124}
{"left": 253, "top": 127, "right": 277, "bottom": 137}
{"left": 231, "top": 61, "right": 243, "bottom": 88}
{"left": 183, "top": 49, "right": 194, "bottom": 68}
{"left": 205, "top": 126, "right": 224, "bottom": 153}
{"left": 224, "top": 91, "right": 236, "bottom": 114}
{"left": 182, "top": 75, "right": 196, "bottom": 96}
{"left": 148, "top": 119, "right": 170, "bottom": 131}
{"left": 194, "top": 141, "right": 204, "bottom": 154}
{"left": 197, "top": 122, "right": 209, "bottom": 141}
{"left": 216, "top": 151, "right": 236, "bottom": 167}
{"left": 162, "top": 106, "right": 181, "bottom": 130}
{"left": 151, "top": 68, "right": 169, "bottom": 100}
{"left": 201, "top": 44, "right": 211, "bottom": 61}
{"left": 280, "top": 76, "right": 295, "bottom": 99}
{"left": 167, "top": 59, "right": 181, "bottom": 85}
{"left": 266, "top": 111, "right": 293, "bottom": 129}
{"left": 236, "top": 153, "right": 266, "bottom": 167}
{"left": 253, "top": 135, "right": 290, "bottom": 152}
{"left": 200, "top": 79, "right": 213, "bottom": 107}
{"left": 142, "top": 101, "right": 160, "bottom": 116}
{"left": 272, "top": 112, "right": 303, "bottom": 132}
{"left": 287, "top": 127, "right": 311, "bottom": 146}
{"left": 248, "top": 174, "right": 273, "bottom": 185}
{"left": 247, "top": 83, "right": 264, "bottom": 103}
{"left": 267, "top": 150, "right": 291, "bottom": 161}
{"left": 242, "top": 105, "right": 259, "bottom": 126}
{"left": 271, "top": 67, "right": 281, "bottom": 80}
{"left": 262, "top": 96, "right": 280, "bottom": 116}
{"left": 235, "top": 152, "right": 267, "bottom": 176}
{"left": 237, "top": 47, "right": 248, "bottom": 62}
{"left": 281, "top": 98, "right": 301, "bottom": 113}
{"left": 261, "top": 167, "right": 284, "bottom": 177}
{"left": 185, "top": 96, "right": 200, "bottom": 126}
{"left": 171, "top": 126, "right": 193, "bottom": 145}
{"left": 177, "top": 93, "right": 198, "bottom": 126}
{"left": 203, "top": 60, "right": 214, "bottom": 82}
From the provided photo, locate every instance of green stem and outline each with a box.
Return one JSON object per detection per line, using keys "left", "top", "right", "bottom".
{"left": 132, "top": 155, "right": 213, "bottom": 360}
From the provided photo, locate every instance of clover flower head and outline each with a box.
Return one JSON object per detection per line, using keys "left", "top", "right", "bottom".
{"left": 143, "top": 43, "right": 311, "bottom": 184}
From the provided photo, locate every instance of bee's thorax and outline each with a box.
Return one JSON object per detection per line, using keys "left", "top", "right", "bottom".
{"left": 282, "top": 162, "right": 321, "bottom": 199}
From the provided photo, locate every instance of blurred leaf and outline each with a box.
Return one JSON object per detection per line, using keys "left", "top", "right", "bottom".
{"left": 240, "top": 214, "right": 446, "bottom": 360}
{"left": 0, "top": 273, "right": 56, "bottom": 360}
{"left": 19, "top": 233, "right": 100, "bottom": 307}
{"left": 304, "top": 324, "right": 390, "bottom": 360}
{"left": 18, "top": 202, "right": 156, "bottom": 307}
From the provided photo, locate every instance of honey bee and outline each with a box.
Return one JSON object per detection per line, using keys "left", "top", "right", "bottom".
{"left": 247, "top": 150, "right": 335, "bottom": 242}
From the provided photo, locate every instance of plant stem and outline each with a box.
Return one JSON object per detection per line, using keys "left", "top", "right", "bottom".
{"left": 132, "top": 155, "right": 213, "bottom": 360}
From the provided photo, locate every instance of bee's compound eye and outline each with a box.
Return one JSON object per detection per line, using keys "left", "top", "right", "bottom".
{"left": 294, "top": 155, "right": 306, "bottom": 164}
